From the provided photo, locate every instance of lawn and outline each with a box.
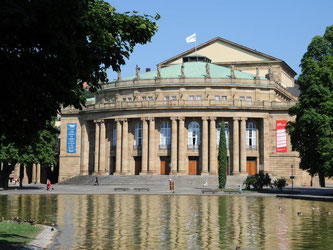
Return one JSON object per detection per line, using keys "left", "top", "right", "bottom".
{"left": 0, "top": 221, "right": 42, "bottom": 249}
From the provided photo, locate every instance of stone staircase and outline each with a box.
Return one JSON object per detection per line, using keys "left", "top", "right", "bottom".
{"left": 59, "top": 175, "right": 247, "bottom": 188}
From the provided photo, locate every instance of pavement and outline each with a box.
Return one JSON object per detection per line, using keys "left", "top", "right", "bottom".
{"left": 1, "top": 181, "right": 333, "bottom": 201}
{"left": 22, "top": 225, "right": 57, "bottom": 250}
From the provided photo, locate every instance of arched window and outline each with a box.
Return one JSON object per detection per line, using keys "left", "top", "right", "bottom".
{"left": 112, "top": 124, "right": 117, "bottom": 146}
{"left": 188, "top": 121, "right": 200, "bottom": 149}
{"left": 135, "top": 122, "right": 143, "bottom": 149}
{"left": 246, "top": 122, "right": 256, "bottom": 149}
{"left": 160, "top": 122, "right": 171, "bottom": 148}
{"left": 217, "top": 122, "right": 229, "bottom": 149}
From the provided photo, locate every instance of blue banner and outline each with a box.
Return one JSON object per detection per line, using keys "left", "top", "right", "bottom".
{"left": 67, "top": 123, "right": 77, "bottom": 153}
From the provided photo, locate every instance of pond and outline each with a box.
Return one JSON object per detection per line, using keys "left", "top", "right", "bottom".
{"left": 0, "top": 194, "right": 333, "bottom": 249}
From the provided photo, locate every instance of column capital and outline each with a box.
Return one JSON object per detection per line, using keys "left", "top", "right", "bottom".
{"left": 170, "top": 117, "right": 177, "bottom": 121}
{"left": 177, "top": 117, "right": 185, "bottom": 121}
{"left": 148, "top": 117, "right": 155, "bottom": 121}
{"left": 141, "top": 117, "right": 148, "bottom": 121}
{"left": 201, "top": 117, "right": 208, "bottom": 121}
{"left": 209, "top": 117, "right": 216, "bottom": 121}
{"left": 233, "top": 117, "right": 240, "bottom": 121}
{"left": 241, "top": 117, "right": 248, "bottom": 121}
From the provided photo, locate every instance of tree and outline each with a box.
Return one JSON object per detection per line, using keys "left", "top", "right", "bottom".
{"left": 0, "top": 0, "right": 159, "bottom": 145}
{"left": 218, "top": 122, "right": 227, "bottom": 189}
{"left": 0, "top": 138, "right": 19, "bottom": 190}
{"left": 287, "top": 25, "right": 333, "bottom": 187}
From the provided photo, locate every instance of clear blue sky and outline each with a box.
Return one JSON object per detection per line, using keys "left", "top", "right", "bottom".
{"left": 107, "top": 0, "right": 333, "bottom": 81}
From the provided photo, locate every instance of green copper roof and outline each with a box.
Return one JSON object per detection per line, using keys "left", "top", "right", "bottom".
{"left": 119, "top": 62, "right": 266, "bottom": 81}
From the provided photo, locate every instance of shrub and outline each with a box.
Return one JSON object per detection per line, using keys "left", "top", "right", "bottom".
{"left": 273, "top": 178, "right": 288, "bottom": 191}
{"left": 243, "top": 171, "right": 272, "bottom": 191}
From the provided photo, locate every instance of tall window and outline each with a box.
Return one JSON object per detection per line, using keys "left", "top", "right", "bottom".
{"left": 112, "top": 124, "right": 117, "bottom": 147}
{"left": 217, "top": 122, "right": 229, "bottom": 148}
{"left": 246, "top": 122, "right": 256, "bottom": 149}
{"left": 160, "top": 122, "right": 171, "bottom": 148}
{"left": 188, "top": 121, "right": 200, "bottom": 148}
{"left": 135, "top": 122, "right": 143, "bottom": 148}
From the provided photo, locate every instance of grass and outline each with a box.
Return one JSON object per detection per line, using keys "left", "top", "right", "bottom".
{"left": 0, "top": 221, "right": 42, "bottom": 249}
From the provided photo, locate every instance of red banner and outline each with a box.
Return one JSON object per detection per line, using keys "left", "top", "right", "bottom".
{"left": 276, "top": 120, "right": 287, "bottom": 152}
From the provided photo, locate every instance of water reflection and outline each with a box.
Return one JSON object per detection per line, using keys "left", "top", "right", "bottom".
{"left": 1, "top": 194, "right": 333, "bottom": 249}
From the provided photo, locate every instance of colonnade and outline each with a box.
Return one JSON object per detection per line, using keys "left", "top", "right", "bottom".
{"left": 79, "top": 116, "right": 270, "bottom": 176}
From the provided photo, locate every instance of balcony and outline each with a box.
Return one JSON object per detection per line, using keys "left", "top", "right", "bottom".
{"left": 159, "top": 144, "right": 171, "bottom": 150}
{"left": 246, "top": 145, "right": 257, "bottom": 150}
{"left": 188, "top": 145, "right": 199, "bottom": 149}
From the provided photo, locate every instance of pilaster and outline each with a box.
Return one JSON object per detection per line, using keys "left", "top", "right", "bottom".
{"left": 201, "top": 117, "right": 209, "bottom": 175}
{"left": 178, "top": 117, "right": 186, "bottom": 174}
{"left": 141, "top": 118, "right": 148, "bottom": 174}
{"left": 148, "top": 118, "right": 156, "bottom": 173}
{"left": 171, "top": 117, "right": 178, "bottom": 174}
{"left": 99, "top": 120, "right": 106, "bottom": 175}
{"left": 233, "top": 118, "right": 240, "bottom": 174}
{"left": 94, "top": 120, "right": 100, "bottom": 174}
{"left": 81, "top": 121, "right": 89, "bottom": 175}
{"left": 240, "top": 117, "right": 247, "bottom": 174}
{"left": 209, "top": 117, "right": 217, "bottom": 175}
{"left": 114, "top": 119, "right": 122, "bottom": 175}
{"left": 121, "top": 119, "right": 128, "bottom": 174}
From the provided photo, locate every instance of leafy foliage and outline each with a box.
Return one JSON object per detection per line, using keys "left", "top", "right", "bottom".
{"left": 218, "top": 122, "right": 227, "bottom": 189}
{"left": 243, "top": 171, "right": 272, "bottom": 191}
{"left": 0, "top": 0, "right": 159, "bottom": 145}
{"left": 273, "top": 177, "right": 288, "bottom": 191}
{"left": 287, "top": 25, "right": 333, "bottom": 186}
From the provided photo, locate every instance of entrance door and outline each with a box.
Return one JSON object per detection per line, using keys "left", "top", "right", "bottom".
{"left": 160, "top": 157, "right": 170, "bottom": 175}
{"left": 134, "top": 157, "right": 142, "bottom": 175}
{"left": 189, "top": 158, "right": 198, "bottom": 175}
{"left": 246, "top": 158, "right": 257, "bottom": 175}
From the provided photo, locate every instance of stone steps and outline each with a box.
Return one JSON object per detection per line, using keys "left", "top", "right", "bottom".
{"left": 59, "top": 175, "right": 246, "bottom": 188}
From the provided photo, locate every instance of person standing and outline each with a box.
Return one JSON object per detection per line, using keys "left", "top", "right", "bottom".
{"left": 94, "top": 176, "right": 99, "bottom": 186}
{"left": 46, "top": 179, "right": 51, "bottom": 191}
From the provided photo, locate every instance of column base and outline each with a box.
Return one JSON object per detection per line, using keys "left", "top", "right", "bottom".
{"left": 209, "top": 171, "right": 218, "bottom": 176}
{"left": 139, "top": 171, "right": 149, "bottom": 175}
{"left": 113, "top": 171, "right": 121, "bottom": 176}
{"left": 201, "top": 171, "right": 209, "bottom": 176}
{"left": 98, "top": 171, "right": 105, "bottom": 175}
{"left": 176, "top": 170, "right": 187, "bottom": 175}
{"left": 81, "top": 170, "right": 89, "bottom": 175}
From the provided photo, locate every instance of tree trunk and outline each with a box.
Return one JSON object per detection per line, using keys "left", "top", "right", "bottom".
{"left": 319, "top": 171, "right": 325, "bottom": 187}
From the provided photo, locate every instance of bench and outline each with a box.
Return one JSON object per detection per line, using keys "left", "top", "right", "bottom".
{"left": 134, "top": 188, "right": 150, "bottom": 191}
{"left": 201, "top": 189, "right": 217, "bottom": 194}
{"left": 114, "top": 188, "right": 130, "bottom": 191}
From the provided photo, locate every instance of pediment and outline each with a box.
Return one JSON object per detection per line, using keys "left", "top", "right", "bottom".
{"left": 160, "top": 37, "right": 282, "bottom": 66}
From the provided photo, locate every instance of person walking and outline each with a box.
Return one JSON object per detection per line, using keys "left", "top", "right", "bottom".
{"left": 46, "top": 179, "right": 51, "bottom": 191}
{"left": 94, "top": 176, "right": 99, "bottom": 186}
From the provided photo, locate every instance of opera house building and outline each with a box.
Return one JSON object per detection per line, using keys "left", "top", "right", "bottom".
{"left": 59, "top": 37, "right": 311, "bottom": 185}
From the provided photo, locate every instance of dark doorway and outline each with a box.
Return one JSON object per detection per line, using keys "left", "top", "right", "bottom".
{"left": 134, "top": 157, "right": 142, "bottom": 175}
{"left": 160, "top": 157, "right": 170, "bottom": 175}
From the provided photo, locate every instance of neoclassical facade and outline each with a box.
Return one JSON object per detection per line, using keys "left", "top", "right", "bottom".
{"left": 59, "top": 37, "right": 310, "bottom": 184}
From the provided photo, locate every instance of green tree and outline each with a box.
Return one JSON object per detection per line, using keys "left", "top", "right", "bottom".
{"left": 287, "top": 25, "right": 333, "bottom": 187}
{"left": 218, "top": 122, "right": 227, "bottom": 189}
{"left": 0, "top": 0, "right": 159, "bottom": 145}
{"left": 0, "top": 138, "right": 19, "bottom": 189}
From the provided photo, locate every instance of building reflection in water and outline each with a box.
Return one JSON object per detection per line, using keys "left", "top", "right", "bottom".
{"left": 0, "top": 194, "right": 333, "bottom": 249}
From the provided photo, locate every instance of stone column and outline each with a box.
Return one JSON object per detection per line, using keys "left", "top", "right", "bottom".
{"left": 262, "top": 117, "right": 270, "bottom": 172}
{"left": 240, "top": 118, "right": 247, "bottom": 174}
{"left": 121, "top": 119, "right": 128, "bottom": 174}
{"left": 115, "top": 119, "right": 122, "bottom": 174}
{"left": 36, "top": 164, "right": 40, "bottom": 183}
{"left": 171, "top": 117, "right": 178, "bottom": 174}
{"left": 178, "top": 117, "right": 186, "bottom": 174}
{"left": 94, "top": 120, "right": 100, "bottom": 174}
{"left": 233, "top": 118, "right": 240, "bottom": 174}
{"left": 32, "top": 164, "right": 36, "bottom": 184}
{"left": 201, "top": 117, "right": 209, "bottom": 175}
{"left": 81, "top": 121, "right": 89, "bottom": 175}
{"left": 141, "top": 118, "right": 148, "bottom": 174}
{"left": 99, "top": 120, "right": 106, "bottom": 174}
{"left": 148, "top": 118, "right": 156, "bottom": 173}
{"left": 209, "top": 117, "right": 217, "bottom": 175}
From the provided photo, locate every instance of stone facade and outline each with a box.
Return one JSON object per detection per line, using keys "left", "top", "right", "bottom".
{"left": 59, "top": 37, "right": 312, "bottom": 185}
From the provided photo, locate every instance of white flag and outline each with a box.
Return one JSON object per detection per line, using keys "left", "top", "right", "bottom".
{"left": 186, "top": 33, "right": 196, "bottom": 43}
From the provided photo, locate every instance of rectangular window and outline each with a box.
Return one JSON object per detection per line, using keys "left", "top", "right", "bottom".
{"left": 240, "top": 96, "right": 245, "bottom": 101}
{"left": 148, "top": 96, "right": 153, "bottom": 101}
{"left": 164, "top": 96, "right": 170, "bottom": 101}
{"left": 246, "top": 96, "right": 252, "bottom": 102}
{"left": 196, "top": 95, "right": 202, "bottom": 101}
{"left": 127, "top": 97, "right": 132, "bottom": 102}
{"left": 171, "top": 96, "right": 176, "bottom": 100}
{"left": 222, "top": 96, "right": 227, "bottom": 101}
{"left": 142, "top": 96, "right": 146, "bottom": 101}
{"left": 215, "top": 96, "right": 220, "bottom": 101}
{"left": 122, "top": 98, "right": 126, "bottom": 102}
{"left": 189, "top": 95, "right": 194, "bottom": 101}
